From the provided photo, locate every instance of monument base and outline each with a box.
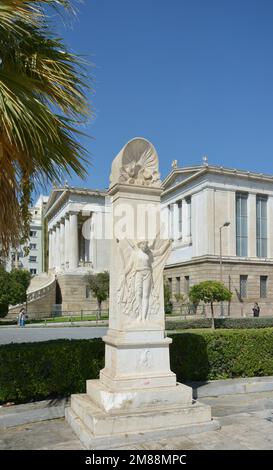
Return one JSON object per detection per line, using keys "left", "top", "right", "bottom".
{"left": 66, "top": 380, "right": 220, "bottom": 450}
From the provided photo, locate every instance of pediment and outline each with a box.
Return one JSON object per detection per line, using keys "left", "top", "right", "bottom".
{"left": 163, "top": 168, "right": 203, "bottom": 191}
{"left": 45, "top": 188, "right": 67, "bottom": 214}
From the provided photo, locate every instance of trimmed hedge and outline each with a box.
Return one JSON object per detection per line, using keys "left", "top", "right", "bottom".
{"left": 0, "top": 339, "right": 104, "bottom": 404}
{"left": 166, "top": 318, "right": 212, "bottom": 330}
{"left": 1, "top": 329, "right": 273, "bottom": 404}
{"left": 170, "top": 329, "right": 273, "bottom": 381}
{"left": 166, "top": 316, "right": 273, "bottom": 330}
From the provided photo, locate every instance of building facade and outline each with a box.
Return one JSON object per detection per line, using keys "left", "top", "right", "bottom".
{"left": 162, "top": 164, "right": 273, "bottom": 316}
{"left": 39, "top": 163, "right": 273, "bottom": 317}
{"left": 7, "top": 195, "right": 48, "bottom": 275}
{"left": 45, "top": 186, "right": 110, "bottom": 312}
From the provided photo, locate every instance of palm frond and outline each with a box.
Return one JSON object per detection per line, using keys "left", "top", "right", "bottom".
{"left": 0, "top": 0, "right": 92, "bottom": 254}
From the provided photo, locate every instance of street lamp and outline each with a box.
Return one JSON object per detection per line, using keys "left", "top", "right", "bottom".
{"left": 219, "top": 222, "right": 230, "bottom": 316}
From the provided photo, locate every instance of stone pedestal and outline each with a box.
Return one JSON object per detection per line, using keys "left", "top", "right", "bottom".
{"left": 66, "top": 138, "right": 219, "bottom": 449}
{"left": 66, "top": 327, "right": 218, "bottom": 449}
{"left": 66, "top": 393, "right": 216, "bottom": 450}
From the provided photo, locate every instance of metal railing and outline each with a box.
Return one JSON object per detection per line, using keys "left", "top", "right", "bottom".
{"left": 28, "top": 309, "right": 109, "bottom": 324}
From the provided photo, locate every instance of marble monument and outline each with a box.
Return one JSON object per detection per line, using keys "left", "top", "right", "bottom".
{"left": 66, "top": 138, "right": 218, "bottom": 449}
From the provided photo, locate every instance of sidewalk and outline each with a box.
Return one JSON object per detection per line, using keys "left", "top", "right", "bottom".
{"left": 0, "top": 315, "right": 184, "bottom": 328}
{"left": 1, "top": 378, "right": 273, "bottom": 450}
{"left": 0, "top": 319, "right": 109, "bottom": 328}
{"left": 1, "top": 391, "right": 273, "bottom": 450}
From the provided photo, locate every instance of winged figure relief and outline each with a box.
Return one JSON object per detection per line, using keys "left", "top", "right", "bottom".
{"left": 116, "top": 234, "right": 171, "bottom": 322}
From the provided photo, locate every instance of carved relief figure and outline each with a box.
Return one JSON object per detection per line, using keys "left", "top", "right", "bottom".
{"left": 117, "top": 234, "right": 171, "bottom": 321}
{"left": 110, "top": 138, "right": 161, "bottom": 188}
{"left": 136, "top": 350, "right": 152, "bottom": 369}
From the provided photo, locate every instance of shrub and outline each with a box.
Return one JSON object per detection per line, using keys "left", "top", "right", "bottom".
{"left": 0, "top": 339, "right": 104, "bottom": 404}
{"left": 170, "top": 329, "right": 273, "bottom": 381}
{"left": 0, "top": 303, "right": 9, "bottom": 318}
{"left": 164, "top": 280, "right": 173, "bottom": 314}
{"left": 166, "top": 318, "right": 213, "bottom": 330}
{"left": 215, "top": 317, "right": 273, "bottom": 329}
{"left": 1, "top": 329, "right": 273, "bottom": 404}
{"left": 166, "top": 317, "right": 273, "bottom": 330}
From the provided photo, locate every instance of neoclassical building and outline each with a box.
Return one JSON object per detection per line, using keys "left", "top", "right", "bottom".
{"left": 162, "top": 163, "right": 273, "bottom": 316}
{"left": 44, "top": 162, "right": 273, "bottom": 317}
{"left": 45, "top": 186, "right": 110, "bottom": 312}
{"left": 9, "top": 160, "right": 273, "bottom": 319}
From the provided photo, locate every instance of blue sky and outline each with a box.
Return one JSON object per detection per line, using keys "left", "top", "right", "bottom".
{"left": 47, "top": 0, "right": 273, "bottom": 192}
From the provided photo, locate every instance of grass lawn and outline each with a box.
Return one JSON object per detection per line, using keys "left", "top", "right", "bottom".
{"left": 45, "top": 314, "right": 108, "bottom": 323}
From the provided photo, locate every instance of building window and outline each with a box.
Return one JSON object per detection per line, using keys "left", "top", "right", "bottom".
{"left": 30, "top": 269, "right": 37, "bottom": 275}
{"left": 260, "top": 276, "right": 268, "bottom": 298}
{"left": 30, "top": 230, "right": 37, "bottom": 238}
{"left": 176, "top": 277, "right": 180, "bottom": 295}
{"left": 177, "top": 201, "right": 182, "bottom": 237}
{"left": 29, "top": 256, "right": 37, "bottom": 263}
{"left": 236, "top": 193, "right": 248, "bottom": 257}
{"left": 186, "top": 197, "right": 192, "bottom": 236}
{"left": 240, "top": 275, "right": 248, "bottom": 298}
{"left": 184, "top": 276, "right": 190, "bottom": 295}
{"left": 86, "top": 286, "right": 92, "bottom": 299}
{"left": 256, "top": 195, "right": 267, "bottom": 258}
{"left": 167, "top": 277, "right": 172, "bottom": 293}
{"left": 29, "top": 243, "right": 37, "bottom": 250}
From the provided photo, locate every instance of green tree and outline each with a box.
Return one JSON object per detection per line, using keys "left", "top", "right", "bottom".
{"left": 164, "top": 279, "right": 173, "bottom": 315}
{"left": 189, "top": 281, "right": 232, "bottom": 329}
{"left": 9, "top": 269, "right": 31, "bottom": 306}
{"left": 174, "top": 293, "right": 185, "bottom": 317}
{"left": 0, "top": 267, "right": 31, "bottom": 316}
{"left": 0, "top": 1, "right": 92, "bottom": 254}
{"left": 0, "top": 265, "right": 10, "bottom": 317}
{"left": 87, "top": 272, "right": 109, "bottom": 319}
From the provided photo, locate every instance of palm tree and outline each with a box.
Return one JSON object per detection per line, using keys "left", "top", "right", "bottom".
{"left": 0, "top": 1, "right": 91, "bottom": 254}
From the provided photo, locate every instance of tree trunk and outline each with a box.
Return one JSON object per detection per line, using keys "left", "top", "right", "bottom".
{"left": 211, "top": 301, "right": 215, "bottom": 329}
{"left": 98, "top": 300, "right": 102, "bottom": 320}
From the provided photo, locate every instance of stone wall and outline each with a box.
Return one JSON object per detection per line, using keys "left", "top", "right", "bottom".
{"left": 57, "top": 273, "right": 108, "bottom": 314}
{"left": 164, "top": 258, "right": 273, "bottom": 317}
{"left": 7, "top": 279, "right": 56, "bottom": 320}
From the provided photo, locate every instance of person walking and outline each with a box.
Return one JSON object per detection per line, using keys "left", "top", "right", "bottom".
{"left": 253, "top": 302, "right": 260, "bottom": 318}
{"left": 19, "top": 307, "right": 26, "bottom": 327}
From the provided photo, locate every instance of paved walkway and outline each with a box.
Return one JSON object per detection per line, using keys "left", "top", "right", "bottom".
{"left": 1, "top": 391, "right": 273, "bottom": 450}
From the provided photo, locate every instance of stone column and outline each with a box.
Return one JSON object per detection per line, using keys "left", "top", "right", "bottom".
{"left": 90, "top": 213, "right": 97, "bottom": 269}
{"left": 172, "top": 201, "right": 180, "bottom": 241}
{"left": 182, "top": 199, "right": 189, "bottom": 241}
{"left": 84, "top": 237, "right": 90, "bottom": 262}
{"left": 168, "top": 203, "right": 174, "bottom": 238}
{"left": 182, "top": 198, "right": 189, "bottom": 239}
{"left": 100, "top": 141, "right": 178, "bottom": 389}
{"left": 60, "top": 219, "right": 65, "bottom": 270}
{"left": 69, "top": 212, "right": 79, "bottom": 270}
{"left": 48, "top": 229, "right": 54, "bottom": 269}
{"left": 48, "top": 230, "right": 52, "bottom": 270}
{"left": 64, "top": 215, "right": 70, "bottom": 270}
{"left": 66, "top": 137, "right": 215, "bottom": 449}
{"left": 51, "top": 227, "right": 56, "bottom": 270}
{"left": 55, "top": 223, "right": 61, "bottom": 271}
{"left": 89, "top": 212, "right": 93, "bottom": 265}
